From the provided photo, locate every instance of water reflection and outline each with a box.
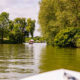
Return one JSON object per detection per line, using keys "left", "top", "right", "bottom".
{"left": 39, "top": 46, "right": 80, "bottom": 73}
{"left": 0, "top": 43, "right": 46, "bottom": 80}
{"left": 0, "top": 43, "right": 80, "bottom": 80}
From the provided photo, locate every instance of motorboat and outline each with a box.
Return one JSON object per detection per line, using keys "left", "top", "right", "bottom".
{"left": 29, "top": 39, "right": 34, "bottom": 44}
{"left": 20, "top": 69, "right": 80, "bottom": 80}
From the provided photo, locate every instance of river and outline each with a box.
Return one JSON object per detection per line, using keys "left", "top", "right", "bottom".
{"left": 0, "top": 43, "right": 80, "bottom": 80}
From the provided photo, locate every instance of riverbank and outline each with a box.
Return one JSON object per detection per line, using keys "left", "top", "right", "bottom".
{"left": 0, "top": 37, "right": 46, "bottom": 44}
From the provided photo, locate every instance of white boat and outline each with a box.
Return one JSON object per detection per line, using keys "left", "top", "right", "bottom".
{"left": 20, "top": 69, "right": 80, "bottom": 80}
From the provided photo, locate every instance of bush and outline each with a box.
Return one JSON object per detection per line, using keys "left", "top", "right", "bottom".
{"left": 25, "top": 37, "right": 31, "bottom": 42}
{"left": 9, "top": 31, "right": 24, "bottom": 43}
{"left": 74, "top": 31, "right": 80, "bottom": 47}
{"left": 54, "top": 27, "right": 80, "bottom": 47}
{"left": 76, "top": 39, "right": 80, "bottom": 47}
{"left": 9, "top": 31, "right": 15, "bottom": 42}
{"left": 25, "top": 36, "right": 45, "bottom": 43}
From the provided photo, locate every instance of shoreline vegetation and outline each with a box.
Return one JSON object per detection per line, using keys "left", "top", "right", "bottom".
{"left": 0, "top": 12, "right": 45, "bottom": 44}
{"left": 0, "top": 12, "right": 37, "bottom": 44}
{"left": 25, "top": 37, "right": 45, "bottom": 43}
{"left": 39, "top": 0, "right": 80, "bottom": 48}
{"left": 1, "top": 0, "right": 80, "bottom": 48}
{"left": 0, "top": 37, "right": 45, "bottom": 44}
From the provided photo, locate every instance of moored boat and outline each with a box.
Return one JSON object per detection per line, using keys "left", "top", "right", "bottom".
{"left": 29, "top": 39, "right": 34, "bottom": 44}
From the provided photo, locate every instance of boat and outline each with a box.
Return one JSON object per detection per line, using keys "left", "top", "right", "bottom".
{"left": 29, "top": 39, "right": 34, "bottom": 44}
{"left": 20, "top": 69, "right": 80, "bottom": 80}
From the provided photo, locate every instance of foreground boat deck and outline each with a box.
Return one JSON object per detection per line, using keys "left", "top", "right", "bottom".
{"left": 20, "top": 69, "right": 80, "bottom": 80}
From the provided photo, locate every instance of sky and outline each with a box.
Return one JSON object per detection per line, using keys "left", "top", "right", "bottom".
{"left": 0, "top": 0, "right": 41, "bottom": 36}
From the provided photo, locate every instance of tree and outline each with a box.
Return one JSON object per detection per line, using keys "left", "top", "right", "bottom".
{"left": 14, "top": 18, "right": 27, "bottom": 32}
{"left": 9, "top": 18, "right": 27, "bottom": 43}
{"left": 39, "top": 0, "right": 58, "bottom": 44}
{"left": 0, "top": 12, "right": 9, "bottom": 43}
{"left": 27, "top": 18, "right": 36, "bottom": 38}
{"left": 9, "top": 20, "right": 14, "bottom": 31}
{"left": 9, "top": 17, "right": 36, "bottom": 43}
{"left": 39, "top": 0, "right": 80, "bottom": 45}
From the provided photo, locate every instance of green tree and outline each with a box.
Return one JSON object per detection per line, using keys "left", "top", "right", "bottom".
{"left": 39, "top": 0, "right": 59, "bottom": 44}
{"left": 39, "top": 0, "right": 80, "bottom": 45}
{"left": 54, "top": 27, "right": 80, "bottom": 47}
{"left": 9, "top": 24, "right": 24, "bottom": 43}
{"left": 9, "top": 20, "right": 14, "bottom": 31}
{"left": 27, "top": 18, "right": 36, "bottom": 38}
{"left": 9, "top": 18, "right": 27, "bottom": 43}
{"left": 0, "top": 12, "right": 9, "bottom": 43}
{"left": 14, "top": 18, "right": 27, "bottom": 32}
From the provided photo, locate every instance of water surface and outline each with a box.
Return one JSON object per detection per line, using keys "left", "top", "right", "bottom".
{"left": 0, "top": 43, "right": 80, "bottom": 80}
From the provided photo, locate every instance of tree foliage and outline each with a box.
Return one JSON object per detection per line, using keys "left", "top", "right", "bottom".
{"left": 0, "top": 12, "right": 9, "bottom": 43}
{"left": 9, "top": 18, "right": 36, "bottom": 43}
{"left": 39, "top": 0, "right": 80, "bottom": 45}
{"left": 27, "top": 18, "right": 36, "bottom": 38}
{"left": 54, "top": 27, "right": 80, "bottom": 47}
{"left": 0, "top": 12, "right": 36, "bottom": 44}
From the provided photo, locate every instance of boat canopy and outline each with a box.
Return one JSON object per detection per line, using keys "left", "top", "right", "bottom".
{"left": 29, "top": 39, "right": 34, "bottom": 42}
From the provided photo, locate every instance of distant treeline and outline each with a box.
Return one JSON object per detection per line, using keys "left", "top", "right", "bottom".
{"left": 39, "top": 0, "right": 80, "bottom": 47}
{"left": 0, "top": 12, "right": 35, "bottom": 44}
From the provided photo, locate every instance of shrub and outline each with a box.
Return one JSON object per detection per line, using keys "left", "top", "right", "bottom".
{"left": 54, "top": 27, "right": 80, "bottom": 47}
{"left": 76, "top": 39, "right": 80, "bottom": 47}
{"left": 9, "top": 31, "right": 24, "bottom": 43}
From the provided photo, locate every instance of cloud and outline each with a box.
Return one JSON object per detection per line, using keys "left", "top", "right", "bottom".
{"left": 0, "top": 0, "right": 39, "bottom": 19}
{"left": 0, "top": 0, "right": 41, "bottom": 36}
{"left": 0, "top": 0, "right": 39, "bottom": 6}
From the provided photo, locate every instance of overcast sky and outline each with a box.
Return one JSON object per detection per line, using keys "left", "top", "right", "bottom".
{"left": 0, "top": 0, "right": 41, "bottom": 36}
